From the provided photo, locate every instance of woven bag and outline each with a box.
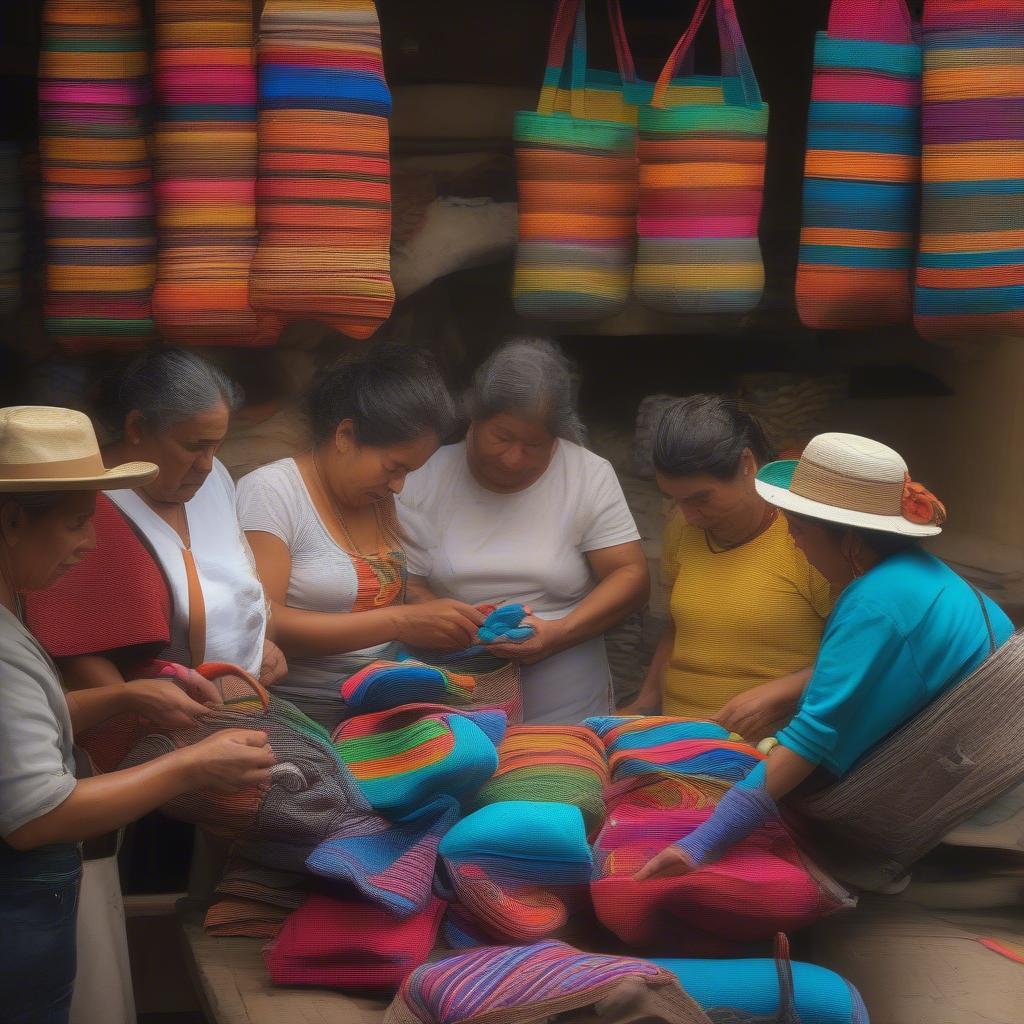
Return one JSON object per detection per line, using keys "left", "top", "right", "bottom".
{"left": 39, "top": 0, "right": 156, "bottom": 354}
{"left": 796, "top": 0, "right": 921, "bottom": 329}
{"left": 250, "top": 0, "right": 395, "bottom": 340}
{"left": 152, "top": 0, "right": 281, "bottom": 346}
{"left": 513, "top": 0, "right": 638, "bottom": 321}
{"left": 913, "top": 0, "right": 1024, "bottom": 341}
{"left": 633, "top": 0, "right": 768, "bottom": 317}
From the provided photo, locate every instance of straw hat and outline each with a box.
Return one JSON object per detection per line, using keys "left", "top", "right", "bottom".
{"left": 0, "top": 406, "right": 158, "bottom": 492}
{"left": 755, "top": 432, "right": 943, "bottom": 538}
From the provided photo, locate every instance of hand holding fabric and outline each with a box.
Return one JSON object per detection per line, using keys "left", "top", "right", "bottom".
{"left": 485, "top": 614, "right": 561, "bottom": 665}
{"left": 126, "top": 678, "right": 216, "bottom": 731}
{"left": 713, "top": 676, "right": 803, "bottom": 742}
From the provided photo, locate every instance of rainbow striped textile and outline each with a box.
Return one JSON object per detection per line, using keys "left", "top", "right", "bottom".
{"left": 39, "top": 0, "right": 155, "bottom": 353}
{"left": 251, "top": 0, "right": 394, "bottom": 340}
{"left": 796, "top": 0, "right": 921, "bottom": 329}
{"left": 633, "top": 0, "right": 768, "bottom": 317}
{"left": 153, "top": 1, "right": 281, "bottom": 346}
{"left": 914, "top": 0, "right": 1024, "bottom": 340}
{"left": 513, "top": 0, "right": 638, "bottom": 322}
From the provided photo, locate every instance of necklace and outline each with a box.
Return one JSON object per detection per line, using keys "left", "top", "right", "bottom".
{"left": 705, "top": 504, "right": 778, "bottom": 554}
{"left": 311, "top": 451, "right": 378, "bottom": 557}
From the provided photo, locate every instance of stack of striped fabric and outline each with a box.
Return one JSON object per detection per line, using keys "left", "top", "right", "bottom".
{"left": 513, "top": 0, "right": 638, "bottom": 321}
{"left": 633, "top": 0, "right": 769, "bottom": 316}
{"left": 438, "top": 802, "right": 594, "bottom": 945}
{"left": 915, "top": 0, "right": 1024, "bottom": 340}
{"left": 0, "top": 143, "right": 21, "bottom": 315}
{"left": 204, "top": 855, "right": 307, "bottom": 938}
{"left": 385, "top": 942, "right": 711, "bottom": 1024}
{"left": 586, "top": 716, "right": 850, "bottom": 954}
{"left": 332, "top": 705, "right": 503, "bottom": 816}
{"left": 474, "top": 725, "right": 609, "bottom": 837}
{"left": 251, "top": 0, "right": 394, "bottom": 340}
{"left": 39, "top": 0, "right": 155, "bottom": 353}
{"left": 796, "top": 0, "right": 921, "bottom": 329}
{"left": 153, "top": 0, "right": 281, "bottom": 346}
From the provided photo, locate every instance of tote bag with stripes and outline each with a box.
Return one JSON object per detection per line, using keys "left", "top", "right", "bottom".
{"left": 153, "top": 0, "right": 282, "bottom": 347}
{"left": 513, "top": 0, "right": 638, "bottom": 321}
{"left": 914, "top": 0, "right": 1024, "bottom": 341}
{"left": 39, "top": 0, "right": 156, "bottom": 354}
{"left": 250, "top": 0, "right": 395, "bottom": 341}
{"left": 633, "top": 0, "right": 769, "bottom": 317}
{"left": 796, "top": 0, "right": 921, "bottom": 330}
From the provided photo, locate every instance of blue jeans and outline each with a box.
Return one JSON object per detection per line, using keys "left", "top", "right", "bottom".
{"left": 0, "top": 844, "right": 81, "bottom": 1024}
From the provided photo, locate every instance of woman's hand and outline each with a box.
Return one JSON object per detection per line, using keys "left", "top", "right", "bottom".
{"left": 713, "top": 677, "right": 803, "bottom": 742}
{"left": 633, "top": 844, "right": 697, "bottom": 881}
{"left": 485, "top": 615, "right": 564, "bottom": 665}
{"left": 127, "top": 678, "right": 216, "bottom": 731}
{"left": 258, "top": 639, "right": 288, "bottom": 687}
{"left": 617, "top": 687, "right": 661, "bottom": 717}
{"left": 395, "top": 599, "right": 486, "bottom": 651}
{"left": 181, "top": 729, "right": 276, "bottom": 793}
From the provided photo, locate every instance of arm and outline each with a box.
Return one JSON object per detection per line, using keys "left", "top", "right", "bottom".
{"left": 713, "top": 666, "right": 813, "bottom": 741}
{"left": 486, "top": 541, "right": 649, "bottom": 665}
{"left": 58, "top": 654, "right": 126, "bottom": 691}
{"left": 406, "top": 574, "right": 440, "bottom": 605}
{"left": 619, "top": 620, "right": 672, "bottom": 714}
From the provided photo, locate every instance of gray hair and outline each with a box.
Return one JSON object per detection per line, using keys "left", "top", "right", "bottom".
{"left": 97, "top": 348, "right": 242, "bottom": 440}
{"left": 466, "top": 338, "right": 584, "bottom": 444}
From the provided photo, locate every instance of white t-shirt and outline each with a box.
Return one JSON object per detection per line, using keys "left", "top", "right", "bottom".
{"left": 107, "top": 460, "right": 267, "bottom": 678}
{"left": 398, "top": 440, "right": 639, "bottom": 724}
{"left": 236, "top": 458, "right": 401, "bottom": 727}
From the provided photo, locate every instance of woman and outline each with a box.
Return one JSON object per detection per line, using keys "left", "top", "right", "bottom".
{"left": 23, "top": 348, "right": 282, "bottom": 1024}
{"left": 636, "top": 432, "right": 1014, "bottom": 882}
{"left": 397, "top": 338, "right": 649, "bottom": 724}
{"left": 622, "top": 396, "right": 832, "bottom": 738}
{"left": 0, "top": 405, "right": 274, "bottom": 1024}
{"left": 238, "top": 344, "right": 485, "bottom": 730}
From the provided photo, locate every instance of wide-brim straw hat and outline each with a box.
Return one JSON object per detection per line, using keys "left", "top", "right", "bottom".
{"left": 0, "top": 406, "right": 158, "bottom": 492}
{"left": 755, "top": 432, "right": 942, "bottom": 538}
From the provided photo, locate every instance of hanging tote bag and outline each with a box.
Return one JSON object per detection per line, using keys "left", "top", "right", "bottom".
{"left": 250, "top": 0, "right": 395, "bottom": 341}
{"left": 796, "top": 0, "right": 921, "bottom": 329}
{"left": 914, "top": 1, "right": 1024, "bottom": 341}
{"left": 39, "top": 0, "right": 156, "bottom": 354}
{"left": 152, "top": 0, "right": 282, "bottom": 346}
{"left": 513, "top": 0, "right": 638, "bottom": 321}
{"left": 633, "top": 0, "right": 768, "bottom": 317}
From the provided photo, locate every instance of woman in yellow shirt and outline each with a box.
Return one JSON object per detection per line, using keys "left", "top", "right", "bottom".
{"left": 622, "top": 395, "right": 832, "bottom": 741}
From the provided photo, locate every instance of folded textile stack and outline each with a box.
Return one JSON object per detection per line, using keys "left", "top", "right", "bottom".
{"left": 474, "top": 725, "right": 609, "bottom": 837}
{"left": 385, "top": 941, "right": 712, "bottom": 1024}
{"left": 0, "top": 143, "right": 21, "bottom": 315}
{"left": 265, "top": 892, "right": 445, "bottom": 990}
{"left": 333, "top": 705, "right": 503, "bottom": 816}
{"left": 39, "top": 0, "right": 155, "bottom": 353}
{"left": 251, "top": 0, "right": 395, "bottom": 339}
{"left": 438, "top": 802, "right": 593, "bottom": 946}
{"left": 587, "top": 715, "right": 850, "bottom": 954}
{"left": 153, "top": 0, "right": 281, "bottom": 345}
{"left": 204, "top": 854, "right": 307, "bottom": 937}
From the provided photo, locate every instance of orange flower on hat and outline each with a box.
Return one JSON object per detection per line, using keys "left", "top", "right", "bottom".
{"left": 902, "top": 474, "right": 946, "bottom": 527}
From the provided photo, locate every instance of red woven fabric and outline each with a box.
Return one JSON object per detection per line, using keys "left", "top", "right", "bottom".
{"left": 24, "top": 493, "right": 170, "bottom": 659}
{"left": 265, "top": 893, "right": 445, "bottom": 990}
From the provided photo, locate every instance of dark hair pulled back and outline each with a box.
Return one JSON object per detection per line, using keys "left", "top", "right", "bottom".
{"left": 653, "top": 394, "right": 774, "bottom": 480}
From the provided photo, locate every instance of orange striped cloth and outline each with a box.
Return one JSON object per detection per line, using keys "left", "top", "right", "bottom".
{"left": 39, "top": 0, "right": 155, "bottom": 353}
{"left": 250, "top": 0, "right": 395, "bottom": 340}
{"left": 153, "top": 0, "right": 282, "bottom": 346}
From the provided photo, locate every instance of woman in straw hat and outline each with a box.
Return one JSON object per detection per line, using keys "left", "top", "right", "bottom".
{"left": 0, "top": 406, "right": 276, "bottom": 1024}
{"left": 637, "top": 433, "right": 1015, "bottom": 883}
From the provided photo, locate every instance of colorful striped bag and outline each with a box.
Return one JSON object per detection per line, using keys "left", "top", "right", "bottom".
{"left": 513, "top": 0, "right": 638, "bottom": 321}
{"left": 153, "top": 1, "right": 281, "bottom": 346}
{"left": 914, "top": 1, "right": 1024, "bottom": 340}
{"left": 39, "top": 0, "right": 155, "bottom": 353}
{"left": 633, "top": 0, "right": 769, "bottom": 316}
{"left": 796, "top": 0, "right": 922, "bottom": 329}
{"left": 251, "top": 0, "right": 394, "bottom": 340}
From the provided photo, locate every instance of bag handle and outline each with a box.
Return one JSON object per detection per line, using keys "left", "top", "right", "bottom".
{"left": 827, "top": 0, "right": 915, "bottom": 45}
{"left": 970, "top": 585, "right": 998, "bottom": 657}
{"left": 606, "top": 0, "right": 695, "bottom": 86}
{"left": 538, "top": 0, "right": 588, "bottom": 118}
{"left": 196, "top": 661, "right": 272, "bottom": 712}
{"left": 772, "top": 933, "right": 801, "bottom": 1024}
{"left": 651, "top": 0, "right": 761, "bottom": 110}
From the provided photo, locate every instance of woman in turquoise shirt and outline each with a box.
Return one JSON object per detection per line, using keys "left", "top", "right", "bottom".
{"left": 637, "top": 432, "right": 1014, "bottom": 880}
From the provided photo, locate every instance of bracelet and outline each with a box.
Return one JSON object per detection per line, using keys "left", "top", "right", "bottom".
{"left": 756, "top": 736, "right": 779, "bottom": 755}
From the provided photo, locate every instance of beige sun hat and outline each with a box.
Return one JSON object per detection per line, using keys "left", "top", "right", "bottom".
{"left": 754, "top": 432, "right": 944, "bottom": 538}
{"left": 0, "top": 406, "right": 158, "bottom": 492}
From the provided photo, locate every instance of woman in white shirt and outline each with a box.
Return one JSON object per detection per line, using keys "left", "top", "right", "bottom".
{"left": 238, "top": 345, "right": 486, "bottom": 730}
{"left": 398, "top": 338, "right": 650, "bottom": 724}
